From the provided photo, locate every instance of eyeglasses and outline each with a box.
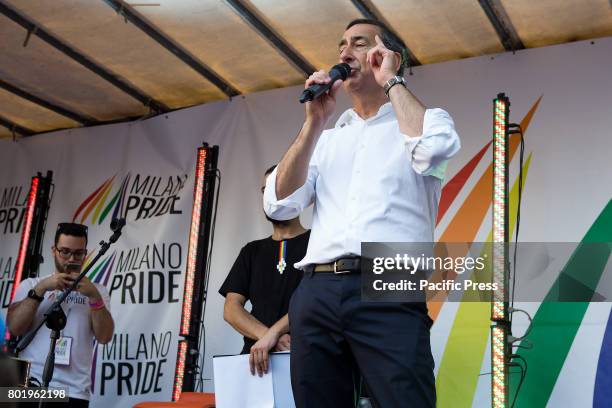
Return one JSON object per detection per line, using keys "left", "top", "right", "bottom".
{"left": 55, "top": 247, "right": 88, "bottom": 261}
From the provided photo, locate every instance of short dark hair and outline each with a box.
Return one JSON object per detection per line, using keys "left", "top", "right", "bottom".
{"left": 55, "top": 223, "right": 88, "bottom": 246}
{"left": 264, "top": 164, "right": 277, "bottom": 176}
{"left": 345, "top": 19, "right": 408, "bottom": 76}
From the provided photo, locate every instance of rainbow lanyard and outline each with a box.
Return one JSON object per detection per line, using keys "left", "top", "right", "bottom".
{"left": 276, "top": 240, "right": 287, "bottom": 274}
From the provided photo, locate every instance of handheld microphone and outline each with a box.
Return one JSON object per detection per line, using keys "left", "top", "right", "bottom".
{"left": 299, "top": 63, "right": 351, "bottom": 103}
{"left": 66, "top": 263, "right": 80, "bottom": 272}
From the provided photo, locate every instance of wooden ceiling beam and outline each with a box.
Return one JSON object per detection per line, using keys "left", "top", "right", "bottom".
{"left": 0, "top": 114, "right": 35, "bottom": 137}
{"left": 0, "top": 1, "right": 170, "bottom": 113}
{"left": 103, "top": 0, "right": 240, "bottom": 97}
{"left": 478, "top": 0, "right": 525, "bottom": 52}
{"left": 224, "top": 0, "right": 316, "bottom": 76}
{"left": 0, "top": 78, "right": 98, "bottom": 125}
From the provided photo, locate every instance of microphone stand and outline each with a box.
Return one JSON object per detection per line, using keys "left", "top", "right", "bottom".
{"left": 15, "top": 219, "right": 126, "bottom": 407}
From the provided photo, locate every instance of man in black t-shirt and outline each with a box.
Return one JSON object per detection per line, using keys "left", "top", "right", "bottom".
{"left": 219, "top": 165, "right": 309, "bottom": 376}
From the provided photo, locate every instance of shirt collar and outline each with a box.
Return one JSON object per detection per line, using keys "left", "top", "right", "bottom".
{"left": 335, "top": 102, "right": 393, "bottom": 128}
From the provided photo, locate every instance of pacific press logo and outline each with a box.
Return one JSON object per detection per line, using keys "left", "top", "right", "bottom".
{"left": 72, "top": 172, "right": 188, "bottom": 225}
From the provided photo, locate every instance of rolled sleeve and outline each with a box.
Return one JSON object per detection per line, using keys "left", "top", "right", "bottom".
{"left": 263, "top": 165, "right": 316, "bottom": 221}
{"left": 404, "top": 108, "right": 461, "bottom": 179}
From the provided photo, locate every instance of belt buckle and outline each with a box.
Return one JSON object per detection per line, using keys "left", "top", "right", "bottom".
{"left": 333, "top": 261, "right": 350, "bottom": 275}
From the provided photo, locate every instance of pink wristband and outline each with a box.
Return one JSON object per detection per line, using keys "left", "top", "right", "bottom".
{"left": 89, "top": 299, "right": 105, "bottom": 310}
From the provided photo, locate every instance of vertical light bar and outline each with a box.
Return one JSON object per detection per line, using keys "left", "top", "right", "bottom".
{"left": 180, "top": 147, "right": 207, "bottom": 336}
{"left": 491, "top": 93, "right": 510, "bottom": 408}
{"left": 175, "top": 145, "right": 218, "bottom": 395}
{"left": 492, "top": 325, "right": 507, "bottom": 407}
{"left": 173, "top": 340, "right": 188, "bottom": 401}
{"left": 10, "top": 176, "right": 40, "bottom": 303}
{"left": 174, "top": 147, "right": 208, "bottom": 399}
{"left": 492, "top": 94, "right": 509, "bottom": 320}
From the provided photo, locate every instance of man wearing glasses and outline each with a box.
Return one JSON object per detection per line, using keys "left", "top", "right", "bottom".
{"left": 7, "top": 222, "right": 114, "bottom": 407}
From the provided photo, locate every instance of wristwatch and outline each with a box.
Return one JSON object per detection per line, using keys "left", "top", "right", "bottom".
{"left": 27, "top": 289, "right": 44, "bottom": 302}
{"left": 383, "top": 75, "right": 406, "bottom": 97}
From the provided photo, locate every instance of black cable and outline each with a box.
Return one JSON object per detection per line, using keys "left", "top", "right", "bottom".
{"left": 478, "top": 368, "right": 525, "bottom": 377}
{"left": 195, "top": 171, "right": 218, "bottom": 391}
{"left": 195, "top": 170, "right": 219, "bottom": 391}
{"left": 512, "top": 344, "right": 529, "bottom": 350}
{"left": 509, "top": 307, "right": 533, "bottom": 341}
{"left": 504, "top": 125, "right": 527, "bottom": 408}
{"left": 513, "top": 354, "right": 528, "bottom": 376}
{"left": 205, "top": 170, "right": 222, "bottom": 299}
{"left": 195, "top": 169, "right": 222, "bottom": 391}
{"left": 510, "top": 354, "right": 528, "bottom": 408}
{"left": 37, "top": 179, "right": 54, "bottom": 278}
{"left": 510, "top": 126, "right": 525, "bottom": 326}
{"left": 194, "top": 171, "right": 219, "bottom": 391}
{"left": 510, "top": 362, "right": 525, "bottom": 408}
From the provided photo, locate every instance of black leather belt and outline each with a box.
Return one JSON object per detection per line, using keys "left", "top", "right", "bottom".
{"left": 312, "top": 257, "right": 362, "bottom": 274}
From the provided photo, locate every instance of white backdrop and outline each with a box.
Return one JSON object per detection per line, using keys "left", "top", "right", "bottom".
{"left": 1, "top": 36, "right": 611, "bottom": 407}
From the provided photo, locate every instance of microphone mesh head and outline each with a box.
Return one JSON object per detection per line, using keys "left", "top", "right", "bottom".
{"left": 332, "top": 63, "right": 351, "bottom": 80}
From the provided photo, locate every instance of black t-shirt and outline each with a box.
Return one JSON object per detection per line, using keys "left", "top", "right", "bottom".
{"left": 219, "top": 230, "right": 310, "bottom": 353}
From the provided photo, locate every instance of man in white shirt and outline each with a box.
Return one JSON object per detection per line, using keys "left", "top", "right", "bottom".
{"left": 7, "top": 222, "right": 114, "bottom": 407}
{"left": 263, "top": 19, "right": 460, "bottom": 408}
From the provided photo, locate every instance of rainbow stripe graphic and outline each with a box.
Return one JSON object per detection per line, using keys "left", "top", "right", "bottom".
{"left": 73, "top": 174, "right": 131, "bottom": 225}
{"left": 277, "top": 240, "right": 287, "bottom": 274}
{"left": 82, "top": 250, "right": 116, "bottom": 287}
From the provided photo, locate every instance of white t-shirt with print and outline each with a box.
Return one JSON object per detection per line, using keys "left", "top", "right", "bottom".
{"left": 13, "top": 277, "right": 111, "bottom": 400}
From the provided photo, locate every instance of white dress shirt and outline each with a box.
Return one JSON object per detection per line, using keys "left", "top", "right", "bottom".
{"left": 264, "top": 102, "right": 460, "bottom": 269}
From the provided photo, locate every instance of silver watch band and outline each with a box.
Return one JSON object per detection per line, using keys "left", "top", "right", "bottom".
{"left": 384, "top": 76, "right": 405, "bottom": 96}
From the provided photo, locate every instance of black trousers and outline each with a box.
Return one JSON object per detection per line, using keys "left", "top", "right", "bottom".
{"left": 289, "top": 271, "right": 436, "bottom": 408}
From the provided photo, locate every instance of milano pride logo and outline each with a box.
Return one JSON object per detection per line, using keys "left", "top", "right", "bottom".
{"left": 72, "top": 173, "right": 188, "bottom": 225}
{"left": 74, "top": 172, "right": 189, "bottom": 398}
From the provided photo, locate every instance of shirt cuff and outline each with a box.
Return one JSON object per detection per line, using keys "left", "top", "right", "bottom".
{"left": 403, "top": 108, "right": 460, "bottom": 179}
{"left": 263, "top": 167, "right": 312, "bottom": 221}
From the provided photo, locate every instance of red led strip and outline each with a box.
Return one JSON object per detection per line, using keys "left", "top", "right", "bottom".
{"left": 172, "top": 340, "right": 188, "bottom": 401}
{"left": 180, "top": 147, "right": 207, "bottom": 336}
{"left": 10, "top": 176, "right": 39, "bottom": 303}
